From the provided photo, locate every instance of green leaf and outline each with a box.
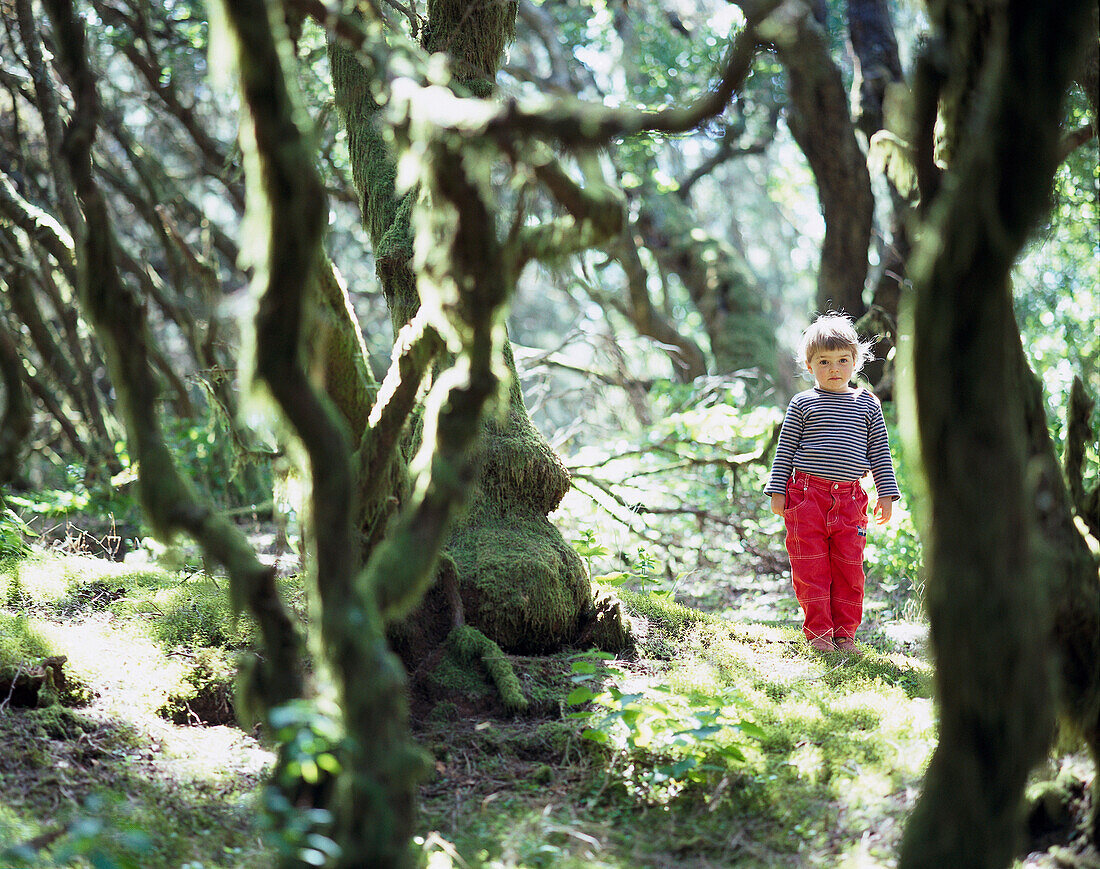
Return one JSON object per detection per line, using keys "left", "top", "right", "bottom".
{"left": 668, "top": 757, "right": 699, "bottom": 778}
{"left": 300, "top": 848, "right": 328, "bottom": 866}
{"left": 679, "top": 724, "right": 723, "bottom": 739}
{"left": 567, "top": 686, "right": 598, "bottom": 705}
{"left": 737, "top": 721, "right": 767, "bottom": 740}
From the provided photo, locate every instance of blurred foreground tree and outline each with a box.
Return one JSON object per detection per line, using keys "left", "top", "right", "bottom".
{"left": 896, "top": 0, "right": 1100, "bottom": 865}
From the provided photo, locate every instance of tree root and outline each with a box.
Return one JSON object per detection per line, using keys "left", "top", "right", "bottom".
{"left": 445, "top": 625, "right": 528, "bottom": 712}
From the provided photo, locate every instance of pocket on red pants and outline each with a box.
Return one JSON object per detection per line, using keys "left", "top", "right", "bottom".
{"left": 783, "top": 481, "right": 807, "bottom": 516}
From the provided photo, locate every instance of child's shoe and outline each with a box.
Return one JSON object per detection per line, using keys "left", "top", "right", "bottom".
{"left": 835, "top": 638, "right": 862, "bottom": 656}
{"left": 808, "top": 637, "right": 835, "bottom": 653}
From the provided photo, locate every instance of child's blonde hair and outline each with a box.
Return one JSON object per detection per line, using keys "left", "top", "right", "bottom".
{"left": 799, "top": 312, "right": 874, "bottom": 373}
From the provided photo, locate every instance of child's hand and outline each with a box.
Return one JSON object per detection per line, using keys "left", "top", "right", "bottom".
{"left": 874, "top": 497, "right": 894, "bottom": 525}
{"left": 770, "top": 494, "right": 785, "bottom": 516}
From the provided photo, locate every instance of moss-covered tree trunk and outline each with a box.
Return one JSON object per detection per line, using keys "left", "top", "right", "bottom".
{"left": 0, "top": 316, "right": 31, "bottom": 486}
{"left": 328, "top": 3, "right": 614, "bottom": 656}
{"left": 898, "top": 0, "right": 1095, "bottom": 865}
{"left": 848, "top": 0, "right": 908, "bottom": 391}
{"left": 635, "top": 190, "right": 779, "bottom": 380}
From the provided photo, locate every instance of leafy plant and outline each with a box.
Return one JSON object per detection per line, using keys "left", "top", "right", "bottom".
{"left": 260, "top": 700, "right": 345, "bottom": 867}
{"left": 1, "top": 794, "right": 152, "bottom": 869}
{"left": 1, "top": 501, "right": 35, "bottom": 559}
{"left": 566, "top": 653, "right": 765, "bottom": 798}
{"left": 573, "top": 531, "right": 680, "bottom": 598}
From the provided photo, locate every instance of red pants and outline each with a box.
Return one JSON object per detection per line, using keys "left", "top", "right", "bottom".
{"left": 783, "top": 471, "right": 869, "bottom": 641}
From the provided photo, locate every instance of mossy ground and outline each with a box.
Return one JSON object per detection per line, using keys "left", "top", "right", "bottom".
{"left": 0, "top": 549, "right": 1094, "bottom": 868}
{"left": 0, "top": 551, "right": 273, "bottom": 868}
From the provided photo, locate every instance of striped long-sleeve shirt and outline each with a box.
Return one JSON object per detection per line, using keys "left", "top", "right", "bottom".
{"left": 764, "top": 387, "right": 901, "bottom": 499}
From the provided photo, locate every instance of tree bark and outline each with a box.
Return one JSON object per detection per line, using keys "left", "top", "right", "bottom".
{"left": 0, "top": 315, "right": 32, "bottom": 486}
{"left": 636, "top": 190, "right": 779, "bottom": 379}
{"left": 742, "top": 0, "right": 873, "bottom": 319}
{"left": 848, "top": 0, "right": 909, "bottom": 390}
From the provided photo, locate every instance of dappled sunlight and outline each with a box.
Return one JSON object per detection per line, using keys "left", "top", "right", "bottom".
{"left": 9, "top": 555, "right": 69, "bottom": 602}
{"left": 1, "top": 549, "right": 274, "bottom": 866}
{"left": 788, "top": 741, "right": 827, "bottom": 785}
{"left": 156, "top": 721, "right": 273, "bottom": 794}
{"left": 484, "top": 804, "right": 622, "bottom": 869}
{"left": 6, "top": 551, "right": 173, "bottom": 612}
{"left": 34, "top": 617, "right": 186, "bottom": 718}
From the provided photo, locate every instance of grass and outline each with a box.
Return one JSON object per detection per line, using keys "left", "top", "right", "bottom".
{"left": 0, "top": 548, "right": 1093, "bottom": 868}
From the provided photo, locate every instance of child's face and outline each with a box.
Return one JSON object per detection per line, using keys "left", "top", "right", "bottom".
{"left": 807, "top": 348, "right": 856, "bottom": 392}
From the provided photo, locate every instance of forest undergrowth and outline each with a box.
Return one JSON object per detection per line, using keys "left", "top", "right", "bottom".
{"left": 0, "top": 523, "right": 1094, "bottom": 869}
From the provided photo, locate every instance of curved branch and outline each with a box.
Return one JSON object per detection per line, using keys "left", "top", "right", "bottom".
{"left": 14, "top": 0, "right": 82, "bottom": 232}
{"left": 0, "top": 171, "right": 77, "bottom": 285}
{"left": 40, "top": 0, "right": 305, "bottom": 723}
{"left": 601, "top": 230, "right": 708, "bottom": 381}
{"left": 90, "top": 0, "right": 245, "bottom": 209}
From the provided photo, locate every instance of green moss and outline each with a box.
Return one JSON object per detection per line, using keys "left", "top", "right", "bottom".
{"left": 21, "top": 705, "right": 97, "bottom": 741}
{"left": 448, "top": 513, "right": 588, "bottom": 652}
{"left": 3, "top": 552, "right": 178, "bottom": 624}
{"left": 618, "top": 588, "right": 712, "bottom": 659}
{"left": 422, "top": 0, "right": 517, "bottom": 86}
{"left": 620, "top": 588, "right": 711, "bottom": 634}
{"left": 0, "top": 612, "right": 51, "bottom": 667}
{"left": 0, "top": 614, "right": 93, "bottom": 708}
{"left": 150, "top": 578, "right": 256, "bottom": 650}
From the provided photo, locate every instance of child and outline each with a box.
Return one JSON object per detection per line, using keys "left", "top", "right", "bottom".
{"left": 764, "top": 313, "right": 900, "bottom": 655}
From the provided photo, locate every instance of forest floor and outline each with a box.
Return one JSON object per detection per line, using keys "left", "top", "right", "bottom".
{"left": 0, "top": 537, "right": 1096, "bottom": 868}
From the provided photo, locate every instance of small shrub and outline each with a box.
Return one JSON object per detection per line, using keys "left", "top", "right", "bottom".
{"left": 567, "top": 657, "right": 766, "bottom": 801}
{"left": 864, "top": 505, "right": 925, "bottom": 619}
{"left": 0, "top": 503, "right": 34, "bottom": 559}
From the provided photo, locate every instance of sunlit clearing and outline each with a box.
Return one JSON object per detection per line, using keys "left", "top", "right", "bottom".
{"left": 13, "top": 552, "right": 169, "bottom": 604}
{"left": 34, "top": 618, "right": 185, "bottom": 716}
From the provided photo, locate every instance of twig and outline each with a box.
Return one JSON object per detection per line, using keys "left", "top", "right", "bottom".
{"left": 0, "top": 662, "right": 24, "bottom": 713}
